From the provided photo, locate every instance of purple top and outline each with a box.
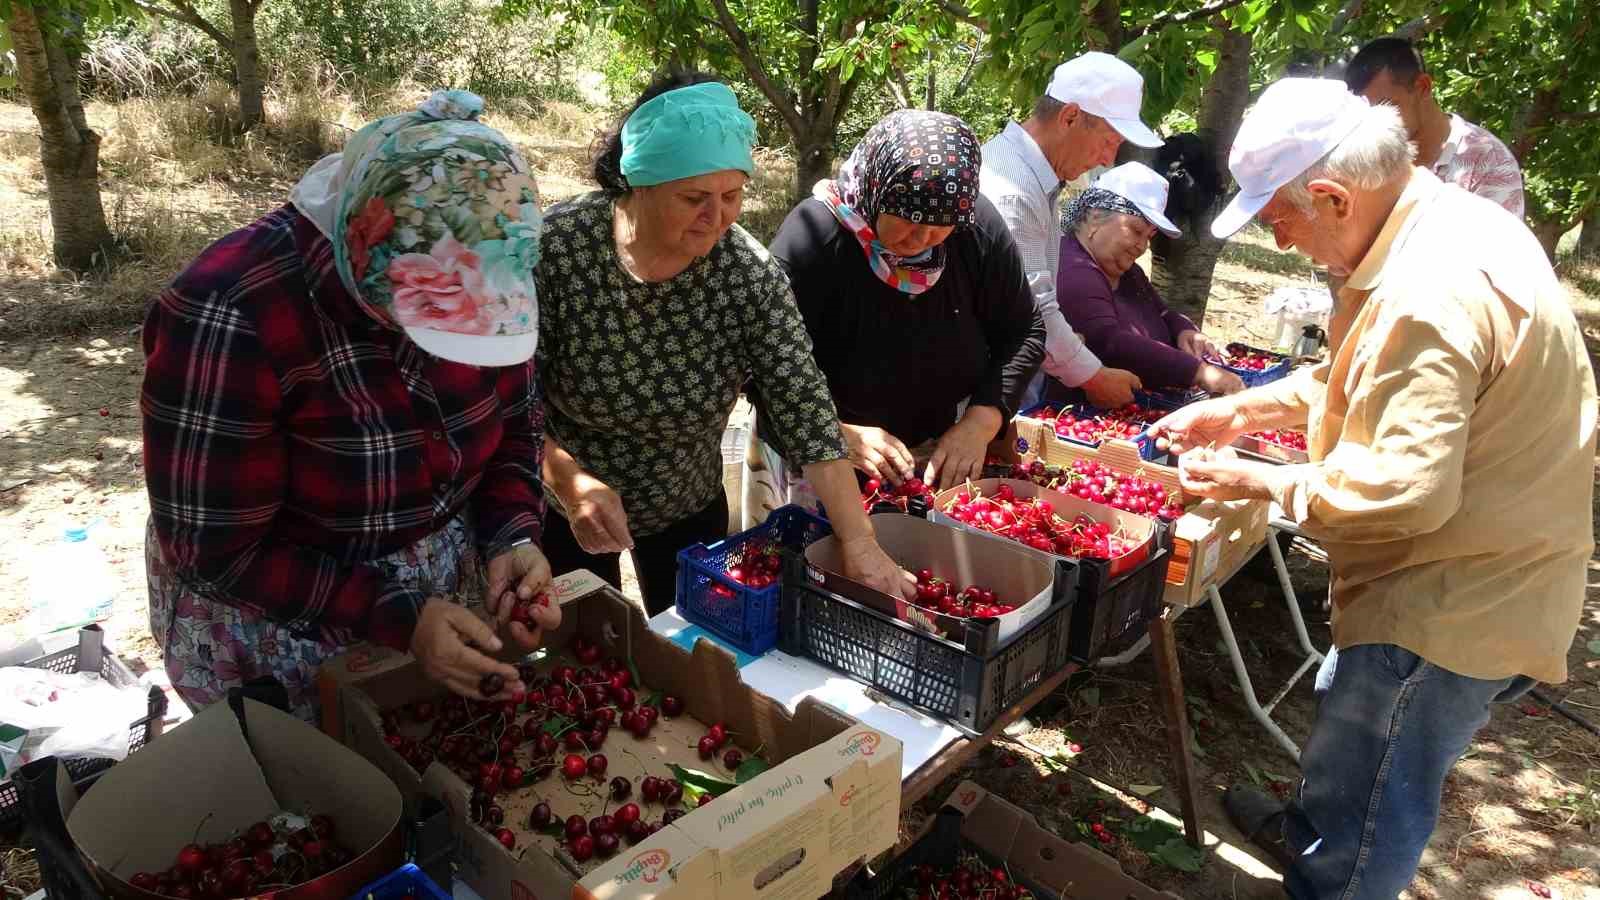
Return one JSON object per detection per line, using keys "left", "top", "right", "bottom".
{"left": 1056, "top": 234, "right": 1202, "bottom": 389}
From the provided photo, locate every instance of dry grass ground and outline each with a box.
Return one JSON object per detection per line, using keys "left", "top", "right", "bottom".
{"left": 2, "top": 87, "right": 1599, "bottom": 899}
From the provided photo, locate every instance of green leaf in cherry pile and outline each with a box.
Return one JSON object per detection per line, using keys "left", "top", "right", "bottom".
{"left": 1150, "top": 838, "right": 1206, "bottom": 872}
{"left": 1124, "top": 815, "right": 1181, "bottom": 853}
{"left": 668, "top": 763, "right": 737, "bottom": 797}
{"left": 734, "top": 757, "right": 771, "bottom": 784}
{"left": 541, "top": 714, "right": 574, "bottom": 736}
{"left": 643, "top": 690, "right": 662, "bottom": 709}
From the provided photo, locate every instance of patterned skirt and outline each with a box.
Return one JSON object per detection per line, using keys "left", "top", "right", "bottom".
{"left": 145, "top": 516, "right": 480, "bottom": 722}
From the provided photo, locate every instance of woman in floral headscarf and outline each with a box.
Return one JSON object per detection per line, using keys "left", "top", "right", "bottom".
{"left": 766, "top": 109, "right": 1046, "bottom": 491}
{"left": 142, "top": 91, "right": 559, "bottom": 719}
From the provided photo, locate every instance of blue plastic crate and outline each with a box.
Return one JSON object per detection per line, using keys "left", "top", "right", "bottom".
{"left": 676, "top": 505, "right": 832, "bottom": 656}
{"left": 350, "top": 864, "right": 450, "bottom": 900}
{"left": 1019, "top": 401, "right": 1164, "bottom": 461}
{"left": 1216, "top": 342, "right": 1293, "bottom": 387}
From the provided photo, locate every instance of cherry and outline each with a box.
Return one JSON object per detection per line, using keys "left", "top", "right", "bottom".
{"left": 130, "top": 872, "right": 159, "bottom": 891}
{"left": 519, "top": 803, "right": 548, "bottom": 831}
{"left": 610, "top": 776, "right": 632, "bottom": 800}
{"left": 502, "top": 766, "right": 525, "bottom": 790}
{"left": 663, "top": 808, "right": 686, "bottom": 825}
{"left": 663, "top": 781, "right": 685, "bottom": 806}
{"left": 496, "top": 828, "right": 516, "bottom": 850}
{"left": 197, "top": 869, "right": 223, "bottom": 898}
{"left": 625, "top": 819, "right": 650, "bottom": 845}
{"left": 536, "top": 733, "right": 559, "bottom": 756}
{"left": 608, "top": 671, "right": 632, "bottom": 691}
{"left": 660, "top": 695, "right": 684, "bottom": 717}
{"left": 587, "top": 753, "right": 608, "bottom": 778}
{"left": 615, "top": 802, "right": 641, "bottom": 825}
{"left": 302, "top": 839, "right": 325, "bottom": 861}
{"left": 641, "top": 776, "right": 662, "bottom": 803}
{"left": 575, "top": 643, "right": 602, "bottom": 667}
{"left": 561, "top": 815, "right": 587, "bottom": 840}
{"left": 177, "top": 844, "right": 208, "bottom": 872}
{"left": 569, "top": 835, "right": 595, "bottom": 862}
{"left": 697, "top": 735, "right": 718, "bottom": 759}
{"left": 706, "top": 723, "right": 727, "bottom": 747}
{"left": 562, "top": 754, "right": 588, "bottom": 780}
{"left": 220, "top": 859, "right": 252, "bottom": 892}
{"left": 586, "top": 726, "right": 608, "bottom": 747}
{"left": 596, "top": 833, "right": 620, "bottom": 857}
{"left": 245, "top": 821, "right": 274, "bottom": 848}
{"left": 479, "top": 673, "right": 505, "bottom": 698}
{"left": 722, "top": 748, "right": 744, "bottom": 770}
{"left": 479, "top": 761, "right": 503, "bottom": 783}
{"left": 698, "top": 793, "right": 714, "bottom": 807}
{"left": 564, "top": 731, "right": 587, "bottom": 752}
{"left": 638, "top": 705, "right": 659, "bottom": 724}
{"left": 486, "top": 805, "right": 505, "bottom": 826}
{"left": 628, "top": 713, "right": 652, "bottom": 739}
{"left": 589, "top": 814, "right": 616, "bottom": 836}
{"left": 252, "top": 849, "right": 275, "bottom": 875}
{"left": 611, "top": 686, "right": 637, "bottom": 709}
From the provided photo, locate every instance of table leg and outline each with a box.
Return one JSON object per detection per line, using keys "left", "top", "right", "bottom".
{"left": 1208, "top": 584, "right": 1303, "bottom": 760}
{"left": 1267, "top": 527, "right": 1325, "bottom": 662}
{"left": 1149, "top": 609, "right": 1204, "bottom": 849}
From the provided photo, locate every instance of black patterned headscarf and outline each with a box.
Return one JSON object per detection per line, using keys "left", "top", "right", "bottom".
{"left": 1062, "top": 188, "right": 1149, "bottom": 233}
{"left": 813, "top": 110, "right": 981, "bottom": 294}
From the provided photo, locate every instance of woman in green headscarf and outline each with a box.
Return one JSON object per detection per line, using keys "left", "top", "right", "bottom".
{"left": 535, "top": 72, "right": 915, "bottom": 616}
{"left": 142, "top": 91, "right": 559, "bottom": 719}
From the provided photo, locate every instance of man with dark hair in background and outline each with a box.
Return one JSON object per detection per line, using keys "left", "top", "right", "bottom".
{"left": 1345, "top": 36, "right": 1525, "bottom": 218}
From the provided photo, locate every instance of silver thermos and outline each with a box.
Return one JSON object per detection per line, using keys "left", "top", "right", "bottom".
{"left": 1294, "top": 324, "right": 1327, "bottom": 358}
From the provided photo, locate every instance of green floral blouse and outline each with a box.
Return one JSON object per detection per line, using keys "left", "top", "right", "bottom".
{"left": 536, "top": 192, "right": 847, "bottom": 536}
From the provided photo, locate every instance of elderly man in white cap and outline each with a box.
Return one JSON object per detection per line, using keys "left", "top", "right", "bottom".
{"left": 1149, "top": 78, "right": 1596, "bottom": 898}
{"left": 980, "top": 52, "right": 1162, "bottom": 410}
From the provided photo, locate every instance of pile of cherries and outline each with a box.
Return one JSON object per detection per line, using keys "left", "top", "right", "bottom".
{"left": 910, "top": 571, "right": 1016, "bottom": 620}
{"left": 860, "top": 476, "right": 934, "bottom": 513}
{"left": 1031, "top": 401, "right": 1167, "bottom": 447}
{"left": 1209, "top": 343, "right": 1284, "bottom": 372}
{"left": 715, "top": 538, "right": 783, "bottom": 594}
{"left": 1249, "top": 429, "right": 1308, "bottom": 451}
{"left": 382, "top": 636, "right": 764, "bottom": 866}
{"left": 907, "top": 858, "right": 1034, "bottom": 900}
{"left": 941, "top": 483, "right": 1141, "bottom": 562}
{"left": 1006, "top": 460, "right": 1184, "bottom": 522}
{"left": 128, "top": 816, "right": 353, "bottom": 898}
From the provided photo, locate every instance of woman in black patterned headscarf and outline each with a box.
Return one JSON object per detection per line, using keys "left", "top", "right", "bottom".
{"left": 763, "top": 110, "right": 1045, "bottom": 493}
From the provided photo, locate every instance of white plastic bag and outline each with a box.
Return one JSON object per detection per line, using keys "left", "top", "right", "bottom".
{"left": 0, "top": 667, "right": 148, "bottom": 763}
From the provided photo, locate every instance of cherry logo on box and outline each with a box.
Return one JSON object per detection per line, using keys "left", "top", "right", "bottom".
{"left": 618, "top": 848, "right": 672, "bottom": 885}
{"left": 838, "top": 785, "right": 860, "bottom": 807}
{"left": 840, "top": 731, "right": 881, "bottom": 758}
{"left": 344, "top": 646, "right": 390, "bottom": 673}
{"left": 959, "top": 788, "right": 978, "bottom": 807}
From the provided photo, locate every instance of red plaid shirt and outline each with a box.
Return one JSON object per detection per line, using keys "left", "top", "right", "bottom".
{"left": 142, "top": 205, "right": 545, "bottom": 651}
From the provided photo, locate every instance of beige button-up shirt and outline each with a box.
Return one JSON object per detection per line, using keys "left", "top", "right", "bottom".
{"left": 1264, "top": 168, "right": 1596, "bottom": 684}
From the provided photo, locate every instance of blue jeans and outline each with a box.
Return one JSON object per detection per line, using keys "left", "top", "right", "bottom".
{"left": 1282, "top": 644, "right": 1534, "bottom": 899}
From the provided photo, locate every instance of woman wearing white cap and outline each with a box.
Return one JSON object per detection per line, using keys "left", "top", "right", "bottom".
{"left": 142, "top": 91, "right": 561, "bottom": 719}
{"left": 1055, "top": 162, "right": 1244, "bottom": 396}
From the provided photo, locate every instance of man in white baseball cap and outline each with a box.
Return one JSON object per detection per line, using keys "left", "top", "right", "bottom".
{"left": 1150, "top": 77, "right": 1596, "bottom": 898}
{"left": 980, "top": 52, "right": 1162, "bottom": 412}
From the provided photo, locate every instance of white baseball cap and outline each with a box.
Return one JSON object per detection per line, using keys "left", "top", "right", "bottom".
{"left": 1093, "top": 162, "right": 1181, "bottom": 236}
{"left": 1212, "top": 78, "right": 1372, "bottom": 238}
{"left": 1046, "top": 52, "right": 1163, "bottom": 149}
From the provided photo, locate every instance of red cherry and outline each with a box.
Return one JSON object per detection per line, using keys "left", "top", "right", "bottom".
{"left": 641, "top": 776, "right": 662, "bottom": 802}
{"left": 562, "top": 754, "right": 587, "bottom": 780}
{"left": 130, "top": 872, "right": 159, "bottom": 891}
{"left": 570, "top": 835, "right": 595, "bottom": 862}
{"left": 587, "top": 753, "right": 608, "bottom": 778}
{"left": 177, "top": 844, "right": 207, "bottom": 872}
{"left": 697, "top": 735, "right": 718, "bottom": 759}
{"left": 663, "top": 781, "right": 684, "bottom": 806}
{"left": 609, "top": 671, "right": 632, "bottom": 691}
{"left": 698, "top": 793, "right": 714, "bottom": 807}
{"left": 722, "top": 748, "right": 744, "bottom": 770}
{"left": 494, "top": 828, "right": 516, "bottom": 850}
{"left": 660, "top": 695, "right": 684, "bottom": 717}
{"left": 589, "top": 814, "right": 616, "bottom": 836}
{"left": 245, "top": 821, "right": 274, "bottom": 848}
{"left": 502, "top": 766, "right": 524, "bottom": 790}
{"left": 625, "top": 819, "right": 650, "bottom": 845}
{"left": 615, "top": 802, "right": 641, "bottom": 825}
{"left": 610, "top": 776, "right": 632, "bottom": 800}
{"left": 706, "top": 723, "right": 727, "bottom": 747}
{"left": 251, "top": 849, "right": 275, "bottom": 875}
{"left": 596, "top": 833, "right": 620, "bottom": 857}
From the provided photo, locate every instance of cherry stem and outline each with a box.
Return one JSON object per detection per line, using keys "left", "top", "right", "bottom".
{"left": 191, "top": 811, "right": 214, "bottom": 845}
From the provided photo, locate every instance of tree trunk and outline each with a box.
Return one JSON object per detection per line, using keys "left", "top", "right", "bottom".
{"left": 229, "top": 0, "right": 265, "bottom": 130}
{"left": 792, "top": 137, "right": 834, "bottom": 205}
{"left": 1154, "top": 23, "right": 1252, "bottom": 317}
{"left": 1579, "top": 209, "right": 1600, "bottom": 259}
{"left": 1530, "top": 219, "right": 1567, "bottom": 261}
{"left": 7, "top": 4, "right": 115, "bottom": 272}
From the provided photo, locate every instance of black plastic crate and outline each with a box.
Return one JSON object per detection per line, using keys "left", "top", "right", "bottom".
{"left": 780, "top": 562, "right": 1079, "bottom": 737}
{"left": 1066, "top": 519, "right": 1174, "bottom": 662}
{"left": 0, "top": 625, "right": 167, "bottom": 831}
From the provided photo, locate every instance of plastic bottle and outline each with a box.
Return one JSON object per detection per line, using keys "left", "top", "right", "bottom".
{"left": 27, "top": 521, "right": 116, "bottom": 634}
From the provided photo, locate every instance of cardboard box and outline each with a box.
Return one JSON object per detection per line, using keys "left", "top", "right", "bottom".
{"left": 802, "top": 512, "right": 1061, "bottom": 647}
{"left": 1230, "top": 432, "right": 1310, "bottom": 465}
{"left": 1163, "top": 498, "right": 1270, "bottom": 608}
{"left": 848, "top": 780, "right": 1179, "bottom": 900}
{"left": 1013, "top": 415, "right": 1189, "bottom": 506}
{"left": 574, "top": 725, "right": 901, "bottom": 900}
{"left": 55, "top": 697, "right": 403, "bottom": 900}
{"left": 331, "top": 570, "right": 904, "bottom": 900}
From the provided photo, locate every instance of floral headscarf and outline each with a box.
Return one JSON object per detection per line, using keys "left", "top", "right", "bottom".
{"left": 812, "top": 109, "right": 980, "bottom": 295}
{"left": 291, "top": 90, "right": 542, "bottom": 367}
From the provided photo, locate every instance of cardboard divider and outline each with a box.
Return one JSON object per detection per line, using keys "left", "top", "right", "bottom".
{"left": 1013, "top": 417, "right": 1190, "bottom": 507}
{"left": 801, "top": 513, "right": 1061, "bottom": 649}
{"left": 57, "top": 698, "right": 403, "bottom": 900}
{"left": 1163, "top": 499, "right": 1271, "bottom": 607}
{"left": 329, "top": 570, "right": 903, "bottom": 900}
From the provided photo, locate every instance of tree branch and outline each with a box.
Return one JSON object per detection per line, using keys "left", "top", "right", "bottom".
{"left": 1328, "top": 0, "right": 1363, "bottom": 36}
{"left": 796, "top": 0, "right": 821, "bottom": 116}
{"left": 705, "top": 0, "right": 805, "bottom": 139}
{"left": 1391, "top": 12, "right": 1447, "bottom": 41}
{"left": 1132, "top": 0, "right": 1253, "bottom": 39}
{"left": 132, "top": 0, "right": 230, "bottom": 46}
{"left": 951, "top": 39, "right": 985, "bottom": 101}
{"left": 937, "top": 2, "right": 987, "bottom": 32}
{"left": 888, "top": 66, "right": 912, "bottom": 108}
